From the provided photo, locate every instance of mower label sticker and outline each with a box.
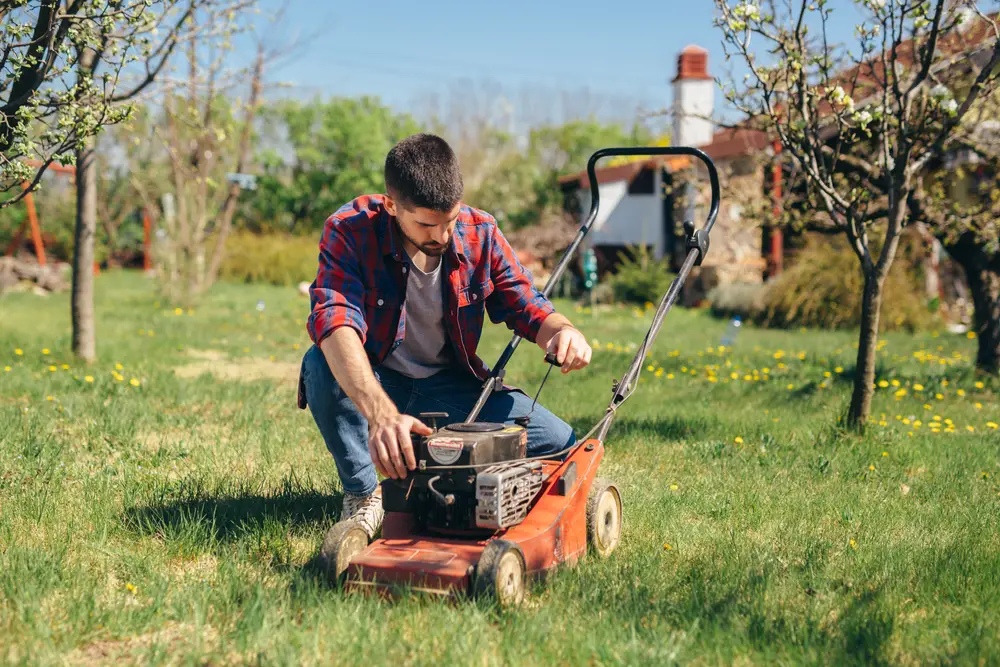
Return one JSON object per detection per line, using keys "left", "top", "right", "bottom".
{"left": 502, "top": 426, "right": 520, "bottom": 433}
{"left": 427, "top": 437, "right": 463, "bottom": 464}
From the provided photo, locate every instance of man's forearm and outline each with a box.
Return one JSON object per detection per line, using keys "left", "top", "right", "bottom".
{"left": 319, "top": 327, "right": 398, "bottom": 423}
{"left": 536, "top": 312, "right": 577, "bottom": 350}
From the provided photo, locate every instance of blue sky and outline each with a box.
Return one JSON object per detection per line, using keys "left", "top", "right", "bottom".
{"left": 247, "top": 0, "right": 864, "bottom": 129}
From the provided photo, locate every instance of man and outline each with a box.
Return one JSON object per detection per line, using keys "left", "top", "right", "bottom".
{"left": 298, "top": 133, "right": 592, "bottom": 539}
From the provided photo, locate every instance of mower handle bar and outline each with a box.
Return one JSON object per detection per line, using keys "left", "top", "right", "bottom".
{"left": 462, "top": 146, "right": 720, "bottom": 426}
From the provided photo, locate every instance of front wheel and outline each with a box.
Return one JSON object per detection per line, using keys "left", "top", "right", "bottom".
{"left": 473, "top": 539, "right": 526, "bottom": 606}
{"left": 587, "top": 478, "right": 623, "bottom": 557}
{"left": 317, "top": 519, "right": 369, "bottom": 586}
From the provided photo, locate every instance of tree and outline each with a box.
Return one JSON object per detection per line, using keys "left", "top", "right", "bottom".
{"left": 245, "top": 97, "right": 422, "bottom": 235}
{"left": 715, "top": 0, "right": 1000, "bottom": 429}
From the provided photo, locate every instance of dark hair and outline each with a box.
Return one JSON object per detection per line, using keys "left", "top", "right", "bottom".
{"left": 384, "top": 133, "right": 464, "bottom": 211}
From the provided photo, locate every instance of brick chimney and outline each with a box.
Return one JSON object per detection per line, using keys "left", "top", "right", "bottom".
{"left": 672, "top": 45, "right": 715, "bottom": 148}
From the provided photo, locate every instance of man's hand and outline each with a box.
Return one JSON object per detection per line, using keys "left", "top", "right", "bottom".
{"left": 544, "top": 325, "right": 592, "bottom": 374}
{"left": 367, "top": 411, "right": 432, "bottom": 479}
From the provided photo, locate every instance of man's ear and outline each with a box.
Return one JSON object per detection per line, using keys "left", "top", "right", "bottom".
{"left": 384, "top": 195, "right": 397, "bottom": 217}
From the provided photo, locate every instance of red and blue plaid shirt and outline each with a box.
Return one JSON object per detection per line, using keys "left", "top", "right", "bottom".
{"left": 304, "top": 194, "right": 554, "bottom": 383}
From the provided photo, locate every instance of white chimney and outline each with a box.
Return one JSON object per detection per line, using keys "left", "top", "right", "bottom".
{"left": 672, "top": 45, "right": 715, "bottom": 148}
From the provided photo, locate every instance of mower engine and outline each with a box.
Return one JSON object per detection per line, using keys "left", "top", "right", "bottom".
{"left": 381, "top": 417, "right": 543, "bottom": 535}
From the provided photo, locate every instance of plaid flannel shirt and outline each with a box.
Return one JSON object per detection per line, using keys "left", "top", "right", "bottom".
{"left": 299, "top": 195, "right": 554, "bottom": 407}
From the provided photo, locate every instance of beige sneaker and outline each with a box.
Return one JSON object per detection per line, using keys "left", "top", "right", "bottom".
{"left": 341, "top": 487, "right": 384, "bottom": 539}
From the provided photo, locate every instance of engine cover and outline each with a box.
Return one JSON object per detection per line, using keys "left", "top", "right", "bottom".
{"left": 381, "top": 421, "right": 537, "bottom": 535}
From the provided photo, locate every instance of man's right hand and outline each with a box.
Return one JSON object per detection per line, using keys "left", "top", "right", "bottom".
{"left": 368, "top": 412, "right": 433, "bottom": 479}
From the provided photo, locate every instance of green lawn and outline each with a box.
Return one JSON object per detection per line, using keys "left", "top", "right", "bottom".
{"left": 1, "top": 270, "right": 998, "bottom": 665}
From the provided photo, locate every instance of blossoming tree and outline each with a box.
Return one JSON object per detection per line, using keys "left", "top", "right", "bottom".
{"left": 714, "top": 0, "right": 1000, "bottom": 428}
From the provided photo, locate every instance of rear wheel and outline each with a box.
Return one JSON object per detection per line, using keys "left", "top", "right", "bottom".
{"left": 317, "top": 519, "right": 369, "bottom": 586}
{"left": 587, "top": 478, "right": 622, "bottom": 557}
{"left": 473, "top": 539, "right": 526, "bottom": 606}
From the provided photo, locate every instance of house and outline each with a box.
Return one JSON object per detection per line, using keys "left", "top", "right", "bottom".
{"left": 557, "top": 46, "right": 778, "bottom": 301}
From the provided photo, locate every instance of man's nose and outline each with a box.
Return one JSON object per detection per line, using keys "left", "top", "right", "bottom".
{"left": 433, "top": 228, "right": 450, "bottom": 245}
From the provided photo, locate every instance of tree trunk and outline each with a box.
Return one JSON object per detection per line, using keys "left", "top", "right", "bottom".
{"left": 939, "top": 231, "right": 1000, "bottom": 375}
{"left": 967, "top": 265, "right": 1000, "bottom": 375}
{"left": 848, "top": 270, "right": 884, "bottom": 428}
{"left": 71, "top": 46, "right": 99, "bottom": 362}
{"left": 72, "top": 140, "right": 97, "bottom": 362}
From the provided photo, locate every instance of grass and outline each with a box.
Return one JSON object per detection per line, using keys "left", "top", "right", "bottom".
{"left": 1, "top": 270, "right": 999, "bottom": 665}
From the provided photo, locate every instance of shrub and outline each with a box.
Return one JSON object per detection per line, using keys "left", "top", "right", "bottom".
{"left": 606, "top": 245, "right": 676, "bottom": 304}
{"left": 220, "top": 232, "right": 318, "bottom": 286}
{"left": 708, "top": 281, "right": 768, "bottom": 320}
{"left": 757, "top": 236, "right": 937, "bottom": 332}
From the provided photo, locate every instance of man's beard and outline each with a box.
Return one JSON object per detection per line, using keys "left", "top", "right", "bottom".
{"left": 398, "top": 224, "right": 450, "bottom": 256}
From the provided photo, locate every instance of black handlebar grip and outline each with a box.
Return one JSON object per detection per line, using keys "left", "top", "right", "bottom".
{"left": 544, "top": 352, "right": 563, "bottom": 367}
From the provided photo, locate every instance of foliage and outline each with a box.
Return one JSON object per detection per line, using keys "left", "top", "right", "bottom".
{"left": 219, "top": 232, "right": 317, "bottom": 286}
{"left": 243, "top": 97, "right": 422, "bottom": 235}
{"left": 606, "top": 245, "right": 677, "bottom": 304}
{"left": 707, "top": 281, "right": 768, "bottom": 321}
{"left": 759, "top": 236, "right": 937, "bottom": 333}
{"left": 0, "top": 1, "right": 206, "bottom": 208}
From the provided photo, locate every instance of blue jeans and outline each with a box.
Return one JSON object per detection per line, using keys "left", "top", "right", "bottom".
{"left": 300, "top": 344, "right": 576, "bottom": 495}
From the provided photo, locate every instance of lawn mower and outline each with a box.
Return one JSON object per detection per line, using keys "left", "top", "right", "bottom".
{"left": 316, "top": 146, "right": 721, "bottom": 605}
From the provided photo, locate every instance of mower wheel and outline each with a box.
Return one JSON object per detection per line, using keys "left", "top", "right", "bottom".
{"left": 586, "top": 478, "right": 622, "bottom": 557}
{"left": 317, "top": 519, "right": 369, "bottom": 586}
{"left": 473, "top": 539, "right": 526, "bottom": 606}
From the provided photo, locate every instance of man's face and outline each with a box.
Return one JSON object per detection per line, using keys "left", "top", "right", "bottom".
{"left": 385, "top": 196, "right": 461, "bottom": 257}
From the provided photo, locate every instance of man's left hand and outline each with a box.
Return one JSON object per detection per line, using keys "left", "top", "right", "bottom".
{"left": 545, "top": 326, "right": 592, "bottom": 374}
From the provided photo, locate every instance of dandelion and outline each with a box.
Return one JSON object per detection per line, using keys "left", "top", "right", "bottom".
{"left": 46, "top": 396, "right": 54, "bottom": 401}
{"left": 126, "top": 583, "right": 137, "bottom": 594}
{"left": 913, "top": 383, "right": 924, "bottom": 391}
{"left": 60, "top": 363, "right": 69, "bottom": 370}
{"left": 174, "top": 307, "right": 183, "bottom": 315}
{"left": 734, "top": 436, "right": 744, "bottom": 444}
{"left": 882, "top": 451, "right": 888, "bottom": 457}
{"left": 824, "top": 371, "right": 832, "bottom": 378}
{"left": 891, "top": 379, "right": 900, "bottom": 387}
{"left": 894, "top": 388, "right": 907, "bottom": 398}
{"left": 835, "top": 366, "right": 844, "bottom": 374}
{"left": 667, "top": 373, "right": 674, "bottom": 380}
{"left": 41, "top": 348, "right": 49, "bottom": 355}
{"left": 957, "top": 389, "right": 966, "bottom": 397}
{"left": 967, "top": 426, "right": 976, "bottom": 433}
{"left": 669, "top": 484, "right": 679, "bottom": 491}
{"left": 114, "top": 363, "right": 123, "bottom": 370}
{"left": 924, "top": 404, "right": 932, "bottom": 410}
{"left": 773, "top": 350, "right": 785, "bottom": 359}
{"left": 48, "top": 365, "right": 56, "bottom": 372}
{"left": 787, "top": 384, "right": 795, "bottom": 390}
{"left": 112, "top": 371, "right": 124, "bottom": 382}
{"left": 967, "top": 331, "right": 977, "bottom": 339}
{"left": 15, "top": 348, "right": 23, "bottom": 356}
{"left": 975, "top": 381, "right": 985, "bottom": 390}
{"left": 878, "top": 380, "right": 889, "bottom": 388}
{"left": 129, "top": 378, "right": 140, "bottom": 387}
{"left": 849, "top": 539, "right": 857, "bottom": 550}
{"left": 935, "top": 393, "right": 944, "bottom": 400}
{"left": 84, "top": 375, "right": 94, "bottom": 383}
{"left": 987, "top": 422, "right": 998, "bottom": 430}
{"left": 663, "top": 543, "right": 673, "bottom": 551}
{"left": 869, "top": 464, "right": 875, "bottom": 471}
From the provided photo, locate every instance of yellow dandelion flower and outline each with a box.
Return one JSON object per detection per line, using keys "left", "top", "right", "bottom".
{"left": 878, "top": 421, "right": 887, "bottom": 426}
{"left": 923, "top": 404, "right": 932, "bottom": 410}
{"left": 797, "top": 352, "right": 806, "bottom": 360}
{"left": 669, "top": 484, "right": 678, "bottom": 491}
{"left": 967, "top": 426, "right": 975, "bottom": 433}
{"left": 935, "top": 393, "right": 944, "bottom": 400}
{"left": 891, "top": 379, "right": 900, "bottom": 387}
{"left": 48, "top": 365, "right": 56, "bottom": 372}
{"left": 849, "top": 539, "right": 857, "bottom": 550}
{"left": 913, "top": 383, "right": 924, "bottom": 391}
{"left": 957, "top": 389, "right": 966, "bottom": 397}
{"left": 174, "top": 307, "right": 183, "bottom": 315}
{"left": 15, "top": 348, "right": 23, "bottom": 356}
{"left": 869, "top": 464, "right": 875, "bottom": 471}
{"left": 41, "top": 348, "right": 49, "bottom": 355}
{"left": 647, "top": 364, "right": 655, "bottom": 372}
{"left": 987, "top": 422, "right": 998, "bottom": 430}
{"left": 663, "top": 543, "right": 673, "bottom": 551}
{"left": 126, "top": 583, "right": 136, "bottom": 593}
{"left": 734, "top": 436, "right": 744, "bottom": 444}
{"left": 882, "top": 451, "right": 888, "bottom": 457}
{"left": 84, "top": 375, "right": 94, "bottom": 383}
{"left": 824, "top": 371, "right": 832, "bottom": 378}
{"left": 787, "top": 384, "right": 795, "bottom": 390}
{"left": 655, "top": 368, "right": 664, "bottom": 377}
{"left": 148, "top": 330, "right": 154, "bottom": 337}
{"left": 878, "top": 380, "right": 889, "bottom": 388}
{"left": 743, "top": 374, "right": 752, "bottom": 381}
{"left": 129, "top": 378, "right": 140, "bottom": 387}
{"left": 3, "top": 366, "right": 9, "bottom": 372}
{"left": 773, "top": 350, "right": 785, "bottom": 359}
{"left": 292, "top": 343, "right": 301, "bottom": 350}
{"left": 967, "top": 331, "right": 976, "bottom": 339}
{"left": 777, "top": 362, "right": 786, "bottom": 369}
{"left": 667, "top": 373, "right": 674, "bottom": 379}
{"left": 730, "top": 372, "right": 739, "bottom": 380}
{"left": 114, "top": 363, "right": 123, "bottom": 370}
{"left": 975, "top": 381, "right": 985, "bottom": 390}
{"left": 975, "top": 402, "right": 982, "bottom": 410}
{"left": 46, "top": 395, "right": 54, "bottom": 401}
{"left": 835, "top": 366, "right": 844, "bottom": 373}
{"left": 60, "top": 363, "right": 69, "bottom": 370}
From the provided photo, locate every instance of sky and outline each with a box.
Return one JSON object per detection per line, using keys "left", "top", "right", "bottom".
{"left": 246, "top": 0, "right": 866, "bottom": 130}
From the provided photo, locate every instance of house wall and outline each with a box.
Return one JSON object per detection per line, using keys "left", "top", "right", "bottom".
{"left": 577, "top": 180, "right": 665, "bottom": 258}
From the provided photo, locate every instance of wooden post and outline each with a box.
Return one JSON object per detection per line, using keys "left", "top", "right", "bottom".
{"left": 769, "top": 140, "right": 784, "bottom": 277}
{"left": 22, "top": 184, "right": 47, "bottom": 266}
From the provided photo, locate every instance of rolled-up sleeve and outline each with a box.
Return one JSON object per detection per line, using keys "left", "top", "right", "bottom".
{"left": 307, "top": 216, "right": 367, "bottom": 346}
{"left": 486, "top": 224, "right": 555, "bottom": 342}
